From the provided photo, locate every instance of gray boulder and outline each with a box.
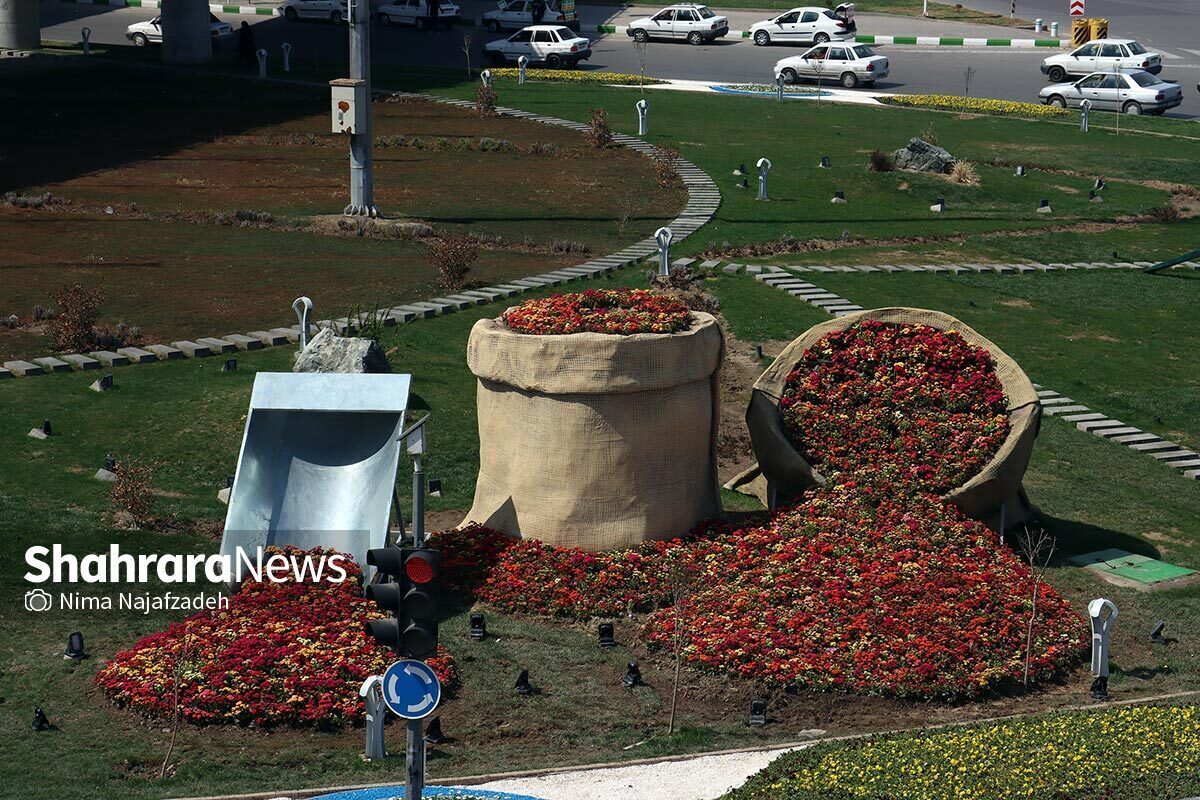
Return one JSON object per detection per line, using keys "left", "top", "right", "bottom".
{"left": 892, "top": 138, "right": 957, "bottom": 174}
{"left": 293, "top": 328, "right": 390, "bottom": 374}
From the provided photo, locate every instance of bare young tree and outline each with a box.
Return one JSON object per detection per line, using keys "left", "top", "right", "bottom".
{"left": 1015, "top": 524, "right": 1056, "bottom": 689}
{"left": 461, "top": 33, "right": 473, "bottom": 79}
{"left": 963, "top": 65, "right": 977, "bottom": 98}
{"left": 666, "top": 555, "right": 695, "bottom": 736}
{"left": 160, "top": 623, "right": 194, "bottom": 778}
{"left": 633, "top": 40, "right": 648, "bottom": 93}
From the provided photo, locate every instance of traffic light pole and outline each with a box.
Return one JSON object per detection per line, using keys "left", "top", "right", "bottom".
{"left": 406, "top": 719, "right": 426, "bottom": 799}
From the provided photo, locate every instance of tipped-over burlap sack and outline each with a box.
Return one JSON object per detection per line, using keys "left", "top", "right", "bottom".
{"left": 463, "top": 312, "right": 725, "bottom": 551}
{"left": 733, "top": 307, "right": 1041, "bottom": 528}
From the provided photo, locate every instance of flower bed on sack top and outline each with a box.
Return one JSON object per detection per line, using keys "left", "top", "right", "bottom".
{"left": 501, "top": 289, "right": 691, "bottom": 335}
{"left": 725, "top": 704, "right": 1200, "bottom": 800}
{"left": 95, "top": 548, "right": 458, "bottom": 728}
{"left": 438, "top": 320, "right": 1086, "bottom": 699}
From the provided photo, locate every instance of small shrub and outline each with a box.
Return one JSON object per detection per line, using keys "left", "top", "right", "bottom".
{"left": 4, "top": 191, "right": 54, "bottom": 209}
{"left": 867, "top": 149, "right": 894, "bottom": 172}
{"left": 49, "top": 284, "right": 102, "bottom": 352}
{"left": 427, "top": 234, "right": 480, "bottom": 291}
{"left": 651, "top": 144, "right": 681, "bottom": 189}
{"left": 584, "top": 107, "right": 614, "bottom": 149}
{"left": 92, "top": 322, "right": 139, "bottom": 350}
{"left": 950, "top": 161, "right": 979, "bottom": 186}
{"left": 475, "top": 84, "right": 498, "bottom": 117}
{"left": 921, "top": 122, "right": 940, "bottom": 145}
{"left": 1145, "top": 203, "right": 1181, "bottom": 223}
{"left": 110, "top": 457, "right": 156, "bottom": 528}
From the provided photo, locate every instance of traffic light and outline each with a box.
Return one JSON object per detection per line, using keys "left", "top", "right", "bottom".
{"left": 364, "top": 546, "right": 440, "bottom": 660}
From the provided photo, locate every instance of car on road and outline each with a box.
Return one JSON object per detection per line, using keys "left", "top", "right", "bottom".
{"left": 774, "top": 42, "right": 887, "bottom": 88}
{"left": 280, "top": 0, "right": 350, "bottom": 23}
{"left": 1039, "top": 70, "right": 1182, "bottom": 115}
{"left": 625, "top": 3, "right": 729, "bottom": 45}
{"left": 377, "top": 0, "right": 460, "bottom": 29}
{"left": 484, "top": 25, "right": 591, "bottom": 68}
{"left": 1041, "top": 39, "right": 1162, "bottom": 83}
{"left": 126, "top": 13, "right": 233, "bottom": 46}
{"left": 749, "top": 4, "right": 855, "bottom": 47}
{"left": 482, "top": 0, "right": 579, "bottom": 32}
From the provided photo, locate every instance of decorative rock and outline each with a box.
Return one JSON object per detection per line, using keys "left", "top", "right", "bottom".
{"left": 293, "top": 328, "right": 390, "bottom": 374}
{"left": 172, "top": 340, "right": 213, "bottom": 358}
{"left": 892, "top": 138, "right": 957, "bottom": 174}
{"left": 94, "top": 468, "right": 118, "bottom": 482}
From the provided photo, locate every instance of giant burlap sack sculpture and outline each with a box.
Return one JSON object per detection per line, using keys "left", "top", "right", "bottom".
{"left": 463, "top": 311, "right": 724, "bottom": 550}
{"left": 735, "top": 307, "right": 1041, "bottom": 527}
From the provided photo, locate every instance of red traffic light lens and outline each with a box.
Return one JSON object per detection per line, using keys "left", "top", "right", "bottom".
{"left": 405, "top": 555, "right": 434, "bottom": 584}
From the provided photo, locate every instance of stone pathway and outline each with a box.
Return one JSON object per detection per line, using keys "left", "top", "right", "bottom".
{"left": 1, "top": 95, "right": 720, "bottom": 381}
{"left": 706, "top": 261, "right": 1200, "bottom": 482}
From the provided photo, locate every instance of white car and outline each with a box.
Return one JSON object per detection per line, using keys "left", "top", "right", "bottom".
{"left": 483, "top": 0, "right": 578, "bottom": 32}
{"left": 280, "top": 0, "right": 350, "bottom": 23}
{"left": 1040, "top": 70, "right": 1182, "bottom": 115}
{"left": 1041, "top": 39, "right": 1162, "bottom": 83}
{"left": 775, "top": 42, "right": 887, "bottom": 88}
{"left": 126, "top": 13, "right": 233, "bottom": 46}
{"left": 377, "top": 0, "right": 460, "bottom": 29}
{"left": 484, "top": 25, "right": 592, "bottom": 68}
{"left": 750, "top": 4, "right": 855, "bottom": 47}
{"left": 626, "top": 3, "right": 729, "bottom": 45}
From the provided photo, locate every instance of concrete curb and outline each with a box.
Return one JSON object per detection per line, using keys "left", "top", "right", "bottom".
{"left": 856, "top": 33, "right": 1061, "bottom": 47}
{"left": 59, "top": 0, "right": 278, "bottom": 15}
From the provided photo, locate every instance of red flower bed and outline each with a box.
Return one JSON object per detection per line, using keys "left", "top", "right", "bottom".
{"left": 779, "top": 320, "right": 1010, "bottom": 494}
{"left": 500, "top": 289, "right": 691, "bottom": 335}
{"left": 95, "top": 548, "right": 458, "bottom": 728}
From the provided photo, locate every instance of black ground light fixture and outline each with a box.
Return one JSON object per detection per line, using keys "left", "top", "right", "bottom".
{"left": 41, "top": 418, "right": 52, "bottom": 436}
{"left": 514, "top": 669, "right": 532, "bottom": 696}
{"left": 32, "top": 707, "right": 51, "bottom": 732}
{"left": 98, "top": 373, "right": 114, "bottom": 391}
{"left": 1150, "top": 621, "right": 1170, "bottom": 645}
{"left": 1094, "top": 177, "right": 1106, "bottom": 192}
{"left": 734, "top": 162, "right": 747, "bottom": 176}
{"left": 820, "top": 155, "right": 831, "bottom": 169}
{"left": 1039, "top": 198, "right": 1050, "bottom": 209}
{"left": 424, "top": 716, "right": 448, "bottom": 745}
{"left": 749, "top": 697, "right": 768, "bottom": 727}
{"left": 739, "top": 177, "right": 749, "bottom": 190}
{"left": 104, "top": 454, "right": 117, "bottom": 472}
{"left": 64, "top": 632, "right": 87, "bottom": 660}
{"left": 226, "top": 474, "right": 235, "bottom": 489}
{"left": 598, "top": 622, "right": 616, "bottom": 649}
{"left": 1015, "top": 165, "right": 1027, "bottom": 177}
{"left": 754, "top": 344, "right": 763, "bottom": 360}
{"left": 1090, "top": 675, "right": 1108, "bottom": 701}
{"left": 622, "top": 661, "right": 642, "bottom": 688}
{"left": 834, "top": 190, "right": 845, "bottom": 200}
{"left": 470, "top": 612, "right": 487, "bottom": 642}
{"left": 936, "top": 196, "right": 945, "bottom": 207}
{"left": 428, "top": 478, "right": 443, "bottom": 498}
{"left": 222, "top": 358, "right": 238, "bottom": 372}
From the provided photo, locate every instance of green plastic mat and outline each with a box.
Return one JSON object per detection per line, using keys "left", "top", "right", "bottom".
{"left": 1067, "top": 548, "right": 1197, "bottom": 584}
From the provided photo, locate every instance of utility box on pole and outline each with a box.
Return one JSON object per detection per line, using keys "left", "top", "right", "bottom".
{"left": 330, "top": 78, "right": 366, "bottom": 134}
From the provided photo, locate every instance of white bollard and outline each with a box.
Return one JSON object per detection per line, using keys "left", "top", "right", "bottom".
{"left": 1088, "top": 598, "right": 1118, "bottom": 699}
{"left": 1050, "top": 20, "right": 1059, "bottom": 37}
{"left": 81, "top": 26, "right": 91, "bottom": 55}
{"left": 636, "top": 99, "right": 648, "bottom": 136}
{"left": 517, "top": 55, "right": 528, "bottom": 84}
{"left": 776, "top": 73, "right": 784, "bottom": 102}
{"left": 756, "top": 157, "right": 772, "bottom": 201}
{"left": 281, "top": 42, "right": 292, "bottom": 72}
{"left": 655, "top": 226, "right": 673, "bottom": 277}
{"left": 359, "top": 675, "right": 386, "bottom": 761}
{"left": 1034, "top": 17, "right": 1043, "bottom": 32}
{"left": 481, "top": 68, "right": 492, "bottom": 87}
{"left": 256, "top": 48, "right": 268, "bottom": 79}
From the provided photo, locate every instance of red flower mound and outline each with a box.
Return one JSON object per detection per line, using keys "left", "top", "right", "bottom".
{"left": 779, "top": 320, "right": 1010, "bottom": 494}
{"left": 95, "top": 548, "right": 458, "bottom": 728}
{"left": 500, "top": 289, "right": 691, "bottom": 335}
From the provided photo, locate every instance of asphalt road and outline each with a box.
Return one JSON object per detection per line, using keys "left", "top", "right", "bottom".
{"left": 38, "top": 1, "right": 1199, "bottom": 119}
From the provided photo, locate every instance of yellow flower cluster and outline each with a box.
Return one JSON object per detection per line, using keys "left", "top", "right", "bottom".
{"left": 881, "top": 94, "right": 1068, "bottom": 118}
{"left": 489, "top": 68, "right": 662, "bottom": 86}
{"left": 732, "top": 705, "right": 1200, "bottom": 800}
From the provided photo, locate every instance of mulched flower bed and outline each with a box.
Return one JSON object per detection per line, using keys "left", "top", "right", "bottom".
{"left": 500, "top": 289, "right": 691, "bottom": 335}
{"left": 95, "top": 549, "right": 458, "bottom": 728}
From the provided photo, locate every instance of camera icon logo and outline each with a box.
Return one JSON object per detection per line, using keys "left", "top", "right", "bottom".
{"left": 25, "top": 589, "right": 53, "bottom": 612}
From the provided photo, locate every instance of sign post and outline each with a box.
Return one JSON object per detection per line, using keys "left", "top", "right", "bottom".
{"left": 1070, "top": 0, "right": 1085, "bottom": 16}
{"left": 382, "top": 659, "right": 443, "bottom": 800}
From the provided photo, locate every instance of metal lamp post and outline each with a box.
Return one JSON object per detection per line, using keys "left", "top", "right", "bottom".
{"left": 655, "top": 226, "right": 673, "bottom": 277}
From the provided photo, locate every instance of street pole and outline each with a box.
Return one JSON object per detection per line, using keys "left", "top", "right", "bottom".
{"left": 346, "top": 0, "right": 377, "bottom": 216}
{"left": 412, "top": 453, "right": 425, "bottom": 547}
{"left": 406, "top": 719, "right": 426, "bottom": 800}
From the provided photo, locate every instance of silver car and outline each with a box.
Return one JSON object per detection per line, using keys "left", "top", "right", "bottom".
{"left": 774, "top": 43, "right": 888, "bottom": 88}
{"left": 1039, "top": 70, "right": 1182, "bottom": 116}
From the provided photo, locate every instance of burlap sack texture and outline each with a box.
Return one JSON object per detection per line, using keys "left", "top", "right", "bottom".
{"left": 463, "top": 311, "right": 725, "bottom": 550}
{"left": 732, "top": 307, "right": 1042, "bottom": 528}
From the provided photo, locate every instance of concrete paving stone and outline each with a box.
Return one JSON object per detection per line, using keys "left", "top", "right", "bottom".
{"left": 1114, "top": 262, "right": 1139, "bottom": 269}
{"left": 990, "top": 264, "right": 1016, "bottom": 274}
{"left": 699, "top": 260, "right": 722, "bottom": 269}
{"left": 223, "top": 334, "right": 264, "bottom": 351}
{"left": 462, "top": 289, "right": 505, "bottom": 301}
{"left": 1062, "top": 411, "right": 1106, "bottom": 422}
{"left": 875, "top": 264, "right": 903, "bottom": 273}
{"left": 90, "top": 351, "right": 131, "bottom": 366}
{"left": 960, "top": 263, "right": 989, "bottom": 272}
{"left": 61, "top": 354, "right": 100, "bottom": 370}
{"left": 385, "top": 309, "right": 416, "bottom": 324}
{"left": 247, "top": 330, "right": 290, "bottom": 346}
{"left": 825, "top": 265, "right": 855, "bottom": 273}
{"left": 1040, "top": 396, "right": 1077, "bottom": 405}
{"left": 1094, "top": 426, "right": 1143, "bottom": 438}
{"left": 1077, "top": 419, "right": 1126, "bottom": 432}
{"left": 851, "top": 265, "right": 881, "bottom": 272}
{"left": 944, "top": 265, "right": 969, "bottom": 274}
{"left": 809, "top": 265, "right": 837, "bottom": 273}
{"left": 1128, "top": 440, "right": 1176, "bottom": 451}
{"left": 1132, "top": 261, "right": 1155, "bottom": 267}
{"left": 920, "top": 264, "right": 950, "bottom": 273}
{"left": 745, "top": 265, "right": 763, "bottom": 275}
{"left": 1151, "top": 449, "right": 1199, "bottom": 461}
{"left": 117, "top": 347, "right": 157, "bottom": 363}
{"left": 492, "top": 285, "right": 528, "bottom": 295}
{"left": 1043, "top": 404, "right": 1091, "bottom": 415}
{"left": 791, "top": 291, "right": 839, "bottom": 300}
{"left": 672, "top": 258, "right": 697, "bottom": 269}
{"left": 32, "top": 356, "right": 72, "bottom": 373}
{"left": 4, "top": 359, "right": 45, "bottom": 376}
{"left": 1011, "top": 264, "right": 1038, "bottom": 273}
{"left": 1036, "top": 388, "right": 1062, "bottom": 397}
{"left": 415, "top": 300, "right": 456, "bottom": 314}
{"left": 896, "top": 264, "right": 925, "bottom": 272}
{"left": 445, "top": 294, "right": 489, "bottom": 306}
{"left": 173, "top": 340, "right": 214, "bottom": 357}
{"left": 145, "top": 344, "right": 184, "bottom": 360}
{"left": 772, "top": 281, "right": 816, "bottom": 290}
{"left": 827, "top": 304, "right": 863, "bottom": 312}
{"left": 1168, "top": 458, "right": 1200, "bottom": 469}
{"left": 196, "top": 337, "right": 239, "bottom": 355}
{"left": 268, "top": 328, "right": 301, "bottom": 343}
{"left": 1111, "top": 433, "right": 1161, "bottom": 444}
{"left": 785, "top": 265, "right": 813, "bottom": 272}
{"left": 810, "top": 298, "right": 853, "bottom": 307}
{"left": 722, "top": 264, "right": 743, "bottom": 273}
{"left": 1185, "top": 469, "right": 1200, "bottom": 479}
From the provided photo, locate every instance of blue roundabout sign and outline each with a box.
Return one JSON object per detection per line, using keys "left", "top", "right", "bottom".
{"left": 381, "top": 659, "right": 442, "bottom": 720}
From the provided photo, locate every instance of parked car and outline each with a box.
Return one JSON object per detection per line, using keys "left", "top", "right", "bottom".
{"left": 625, "top": 3, "right": 729, "bottom": 45}
{"left": 1041, "top": 39, "right": 1162, "bottom": 83}
{"left": 483, "top": 0, "right": 579, "bottom": 32}
{"left": 484, "top": 25, "right": 591, "bottom": 67}
{"left": 749, "top": 4, "right": 855, "bottom": 47}
{"left": 126, "top": 13, "right": 233, "bottom": 46}
{"left": 377, "top": 0, "right": 460, "bottom": 29}
{"left": 774, "top": 42, "right": 887, "bottom": 88}
{"left": 1039, "top": 70, "right": 1182, "bottom": 115}
{"left": 280, "top": 0, "right": 350, "bottom": 23}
